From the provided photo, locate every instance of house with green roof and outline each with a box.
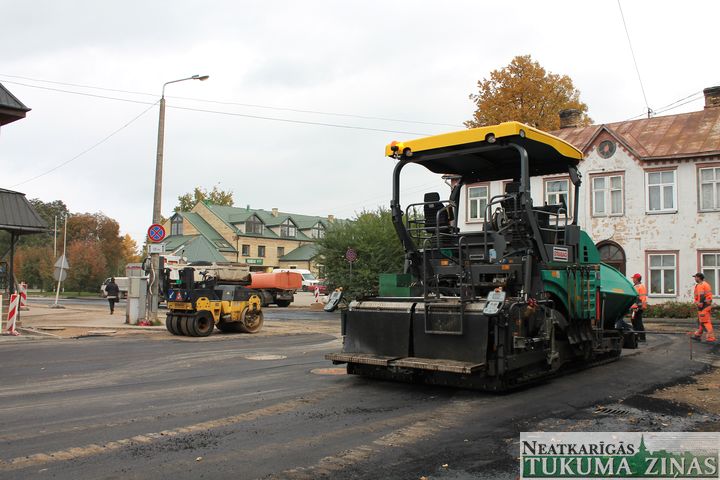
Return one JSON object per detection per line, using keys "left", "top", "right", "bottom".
{"left": 162, "top": 202, "right": 341, "bottom": 276}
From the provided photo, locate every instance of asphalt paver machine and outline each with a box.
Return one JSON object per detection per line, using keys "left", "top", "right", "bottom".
{"left": 327, "top": 122, "right": 637, "bottom": 390}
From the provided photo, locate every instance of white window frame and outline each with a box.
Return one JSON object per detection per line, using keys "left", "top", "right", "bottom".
{"left": 246, "top": 216, "right": 264, "bottom": 234}
{"left": 700, "top": 251, "right": 720, "bottom": 296}
{"left": 590, "top": 173, "right": 624, "bottom": 217}
{"left": 170, "top": 215, "right": 183, "bottom": 236}
{"left": 466, "top": 184, "right": 490, "bottom": 222}
{"left": 280, "top": 219, "right": 297, "bottom": 238}
{"left": 544, "top": 178, "right": 570, "bottom": 207}
{"left": 698, "top": 166, "right": 720, "bottom": 212}
{"left": 647, "top": 252, "right": 678, "bottom": 297}
{"left": 645, "top": 169, "right": 677, "bottom": 214}
{"left": 311, "top": 223, "right": 325, "bottom": 239}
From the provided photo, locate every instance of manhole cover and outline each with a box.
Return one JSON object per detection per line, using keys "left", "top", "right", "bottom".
{"left": 311, "top": 367, "right": 347, "bottom": 376}
{"left": 244, "top": 354, "right": 286, "bottom": 361}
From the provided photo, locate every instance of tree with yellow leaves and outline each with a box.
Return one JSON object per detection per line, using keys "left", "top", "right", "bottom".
{"left": 465, "top": 55, "right": 592, "bottom": 131}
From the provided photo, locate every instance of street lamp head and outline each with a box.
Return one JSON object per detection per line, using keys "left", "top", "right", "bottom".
{"left": 193, "top": 75, "right": 210, "bottom": 81}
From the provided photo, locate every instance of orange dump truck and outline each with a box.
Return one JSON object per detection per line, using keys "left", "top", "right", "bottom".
{"left": 249, "top": 271, "right": 303, "bottom": 307}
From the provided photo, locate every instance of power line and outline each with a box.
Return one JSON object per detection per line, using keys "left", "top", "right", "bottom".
{"left": 617, "top": 0, "right": 652, "bottom": 118}
{"left": 10, "top": 101, "right": 159, "bottom": 188}
{"left": 623, "top": 89, "right": 705, "bottom": 121}
{"left": 167, "top": 104, "right": 429, "bottom": 136}
{"left": 0, "top": 73, "right": 462, "bottom": 128}
{"left": 2, "top": 79, "right": 430, "bottom": 136}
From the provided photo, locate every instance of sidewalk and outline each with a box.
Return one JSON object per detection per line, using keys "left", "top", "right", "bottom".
{"left": 3, "top": 302, "right": 165, "bottom": 339}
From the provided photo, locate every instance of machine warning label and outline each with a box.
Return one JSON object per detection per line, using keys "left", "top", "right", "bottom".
{"left": 552, "top": 247, "right": 569, "bottom": 262}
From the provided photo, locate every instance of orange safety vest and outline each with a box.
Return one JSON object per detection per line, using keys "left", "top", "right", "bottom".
{"left": 694, "top": 281, "right": 713, "bottom": 309}
{"left": 632, "top": 283, "right": 647, "bottom": 310}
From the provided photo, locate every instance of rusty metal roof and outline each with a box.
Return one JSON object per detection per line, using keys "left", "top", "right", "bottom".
{"left": 552, "top": 107, "right": 720, "bottom": 160}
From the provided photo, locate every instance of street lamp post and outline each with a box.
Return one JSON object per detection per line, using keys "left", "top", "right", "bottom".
{"left": 148, "top": 74, "right": 209, "bottom": 322}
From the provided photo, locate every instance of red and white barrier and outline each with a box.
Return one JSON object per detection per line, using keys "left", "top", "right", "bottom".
{"left": 19, "top": 282, "right": 29, "bottom": 311}
{"left": 6, "top": 293, "right": 20, "bottom": 336}
{"left": 314, "top": 286, "right": 320, "bottom": 303}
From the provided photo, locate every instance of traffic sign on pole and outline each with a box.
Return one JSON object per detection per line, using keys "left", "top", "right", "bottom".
{"left": 147, "top": 224, "right": 166, "bottom": 243}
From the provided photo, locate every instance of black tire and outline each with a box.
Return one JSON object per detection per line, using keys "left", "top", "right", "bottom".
{"left": 193, "top": 314, "right": 215, "bottom": 337}
{"left": 178, "top": 316, "right": 193, "bottom": 336}
{"left": 165, "top": 315, "right": 180, "bottom": 335}
{"left": 239, "top": 309, "right": 264, "bottom": 333}
{"left": 275, "top": 300, "right": 291, "bottom": 308}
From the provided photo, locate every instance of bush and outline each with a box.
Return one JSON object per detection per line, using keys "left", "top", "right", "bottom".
{"left": 645, "top": 301, "right": 720, "bottom": 319}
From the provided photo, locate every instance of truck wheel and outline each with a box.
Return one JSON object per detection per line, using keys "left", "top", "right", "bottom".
{"left": 275, "top": 300, "right": 291, "bottom": 308}
{"left": 239, "top": 309, "right": 264, "bottom": 333}
{"left": 192, "top": 314, "right": 215, "bottom": 337}
{"left": 178, "top": 316, "right": 193, "bottom": 336}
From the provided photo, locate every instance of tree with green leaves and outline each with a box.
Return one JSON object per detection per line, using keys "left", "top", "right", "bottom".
{"left": 175, "top": 185, "right": 234, "bottom": 212}
{"left": 465, "top": 55, "right": 592, "bottom": 131}
{"left": 315, "top": 208, "right": 404, "bottom": 299}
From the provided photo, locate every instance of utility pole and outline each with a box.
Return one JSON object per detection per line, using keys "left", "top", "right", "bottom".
{"left": 148, "top": 75, "right": 209, "bottom": 321}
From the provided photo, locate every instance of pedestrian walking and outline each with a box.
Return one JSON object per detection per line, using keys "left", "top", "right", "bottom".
{"left": 106, "top": 277, "right": 120, "bottom": 315}
{"left": 629, "top": 273, "right": 647, "bottom": 342}
{"left": 691, "top": 272, "right": 715, "bottom": 343}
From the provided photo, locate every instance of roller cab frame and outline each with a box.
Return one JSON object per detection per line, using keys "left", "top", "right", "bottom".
{"left": 326, "top": 122, "right": 638, "bottom": 390}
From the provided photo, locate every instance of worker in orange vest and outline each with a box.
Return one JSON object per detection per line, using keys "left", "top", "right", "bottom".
{"left": 629, "top": 273, "right": 647, "bottom": 342}
{"left": 691, "top": 272, "right": 716, "bottom": 343}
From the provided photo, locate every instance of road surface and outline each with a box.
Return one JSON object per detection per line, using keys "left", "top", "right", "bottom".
{"left": 0, "top": 330, "right": 715, "bottom": 479}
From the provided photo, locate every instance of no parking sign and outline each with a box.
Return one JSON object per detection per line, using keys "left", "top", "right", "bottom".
{"left": 147, "top": 224, "right": 166, "bottom": 243}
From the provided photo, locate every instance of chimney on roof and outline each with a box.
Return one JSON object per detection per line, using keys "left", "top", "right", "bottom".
{"left": 271, "top": 208, "right": 279, "bottom": 217}
{"left": 559, "top": 109, "right": 582, "bottom": 129}
{"left": 704, "top": 86, "right": 720, "bottom": 109}
{"left": 327, "top": 214, "right": 335, "bottom": 223}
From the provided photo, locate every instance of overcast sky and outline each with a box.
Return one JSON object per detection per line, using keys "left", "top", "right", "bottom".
{"left": 1, "top": 0, "right": 717, "bottom": 246}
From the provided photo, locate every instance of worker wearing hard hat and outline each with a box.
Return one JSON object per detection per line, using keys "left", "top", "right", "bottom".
{"left": 629, "top": 273, "right": 647, "bottom": 342}
{"left": 691, "top": 272, "right": 716, "bottom": 343}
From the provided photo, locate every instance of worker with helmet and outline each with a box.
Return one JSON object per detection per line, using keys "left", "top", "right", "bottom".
{"left": 691, "top": 272, "right": 716, "bottom": 343}
{"left": 629, "top": 273, "right": 647, "bottom": 342}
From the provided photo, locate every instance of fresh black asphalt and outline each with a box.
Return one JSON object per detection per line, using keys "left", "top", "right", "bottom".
{"left": 0, "top": 327, "right": 714, "bottom": 479}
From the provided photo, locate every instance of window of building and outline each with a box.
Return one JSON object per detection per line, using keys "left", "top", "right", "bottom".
{"left": 646, "top": 170, "right": 676, "bottom": 213}
{"left": 311, "top": 223, "right": 325, "bottom": 239}
{"left": 246, "top": 216, "right": 264, "bottom": 234}
{"left": 544, "top": 178, "right": 570, "bottom": 207}
{"left": 467, "top": 184, "right": 489, "bottom": 222}
{"left": 648, "top": 252, "right": 677, "bottom": 296}
{"left": 280, "top": 219, "right": 297, "bottom": 238}
{"left": 258, "top": 245, "right": 266, "bottom": 257}
{"left": 701, "top": 252, "right": 720, "bottom": 295}
{"left": 591, "top": 174, "right": 624, "bottom": 216}
{"left": 277, "top": 246, "right": 285, "bottom": 257}
{"left": 597, "top": 240, "right": 626, "bottom": 275}
{"left": 214, "top": 239, "right": 232, "bottom": 249}
{"left": 699, "top": 166, "right": 720, "bottom": 211}
{"left": 170, "top": 215, "right": 183, "bottom": 236}
{"left": 241, "top": 244, "right": 250, "bottom": 256}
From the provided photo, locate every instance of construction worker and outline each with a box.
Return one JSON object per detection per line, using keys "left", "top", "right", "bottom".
{"left": 629, "top": 273, "right": 647, "bottom": 342}
{"left": 691, "top": 272, "right": 716, "bottom": 343}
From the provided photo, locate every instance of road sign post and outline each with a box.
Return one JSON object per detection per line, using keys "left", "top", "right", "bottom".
{"left": 147, "top": 224, "right": 167, "bottom": 322}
